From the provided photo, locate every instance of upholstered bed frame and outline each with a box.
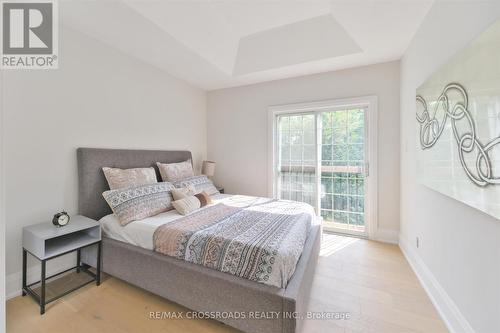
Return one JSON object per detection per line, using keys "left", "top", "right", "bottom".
{"left": 77, "top": 148, "right": 321, "bottom": 333}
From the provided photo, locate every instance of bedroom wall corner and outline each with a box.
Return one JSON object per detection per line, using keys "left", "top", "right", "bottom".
{"left": 2, "top": 25, "right": 207, "bottom": 300}
{"left": 399, "top": 2, "right": 500, "bottom": 332}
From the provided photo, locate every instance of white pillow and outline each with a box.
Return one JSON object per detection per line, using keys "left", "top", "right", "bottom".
{"left": 172, "top": 196, "right": 201, "bottom": 215}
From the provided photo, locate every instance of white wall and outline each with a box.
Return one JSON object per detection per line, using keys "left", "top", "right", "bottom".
{"left": 400, "top": 2, "right": 500, "bottom": 332}
{"left": 1, "top": 70, "right": 6, "bottom": 333}
{"left": 207, "top": 61, "right": 400, "bottom": 242}
{"left": 3, "top": 26, "right": 207, "bottom": 298}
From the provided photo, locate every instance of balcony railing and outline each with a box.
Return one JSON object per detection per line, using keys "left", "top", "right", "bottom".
{"left": 278, "top": 165, "right": 365, "bottom": 230}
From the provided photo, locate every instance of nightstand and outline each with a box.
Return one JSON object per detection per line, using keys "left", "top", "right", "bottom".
{"left": 22, "top": 215, "right": 101, "bottom": 314}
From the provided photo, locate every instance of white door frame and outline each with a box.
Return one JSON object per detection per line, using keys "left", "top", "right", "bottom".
{"left": 267, "top": 96, "right": 378, "bottom": 239}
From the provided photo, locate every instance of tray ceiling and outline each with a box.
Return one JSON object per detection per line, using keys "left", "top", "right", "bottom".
{"left": 61, "top": 0, "right": 434, "bottom": 90}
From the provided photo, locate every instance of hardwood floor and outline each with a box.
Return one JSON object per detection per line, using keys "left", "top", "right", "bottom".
{"left": 7, "top": 234, "right": 448, "bottom": 333}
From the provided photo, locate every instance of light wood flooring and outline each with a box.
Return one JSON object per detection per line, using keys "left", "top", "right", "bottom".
{"left": 7, "top": 233, "right": 448, "bottom": 333}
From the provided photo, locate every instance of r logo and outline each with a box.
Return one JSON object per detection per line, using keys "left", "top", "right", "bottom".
{"left": 2, "top": 2, "right": 53, "bottom": 54}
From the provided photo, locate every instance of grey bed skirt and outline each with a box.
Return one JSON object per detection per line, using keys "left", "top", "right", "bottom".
{"left": 82, "top": 224, "right": 321, "bottom": 333}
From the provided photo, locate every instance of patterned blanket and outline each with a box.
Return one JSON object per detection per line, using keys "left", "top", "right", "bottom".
{"left": 153, "top": 196, "right": 314, "bottom": 288}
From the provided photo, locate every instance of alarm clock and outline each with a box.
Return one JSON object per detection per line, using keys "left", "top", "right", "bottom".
{"left": 52, "top": 211, "right": 70, "bottom": 227}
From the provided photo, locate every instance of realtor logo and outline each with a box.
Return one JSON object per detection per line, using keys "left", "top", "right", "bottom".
{"left": 1, "top": 0, "right": 58, "bottom": 69}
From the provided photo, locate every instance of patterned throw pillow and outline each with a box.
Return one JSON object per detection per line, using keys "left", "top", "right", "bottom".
{"left": 102, "top": 182, "right": 175, "bottom": 226}
{"left": 173, "top": 175, "right": 219, "bottom": 196}
{"left": 156, "top": 160, "right": 194, "bottom": 182}
{"left": 172, "top": 192, "right": 212, "bottom": 215}
{"left": 172, "top": 196, "right": 201, "bottom": 215}
{"left": 171, "top": 185, "right": 196, "bottom": 200}
{"left": 195, "top": 191, "right": 212, "bottom": 206}
{"left": 102, "top": 167, "right": 157, "bottom": 190}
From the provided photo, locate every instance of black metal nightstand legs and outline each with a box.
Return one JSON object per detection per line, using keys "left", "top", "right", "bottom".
{"left": 96, "top": 242, "right": 102, "bottom": 286}
{"left": 22, "top": 249, "right": 27, "bottom": 296}
{"left": 76, "top": 249, "right": 81, "bottom": 273}
{"left": 22, "top": 241, "right": 101, "bottom": 315}
{"left": 40, "top": 260, "right": 46, "bottom": 315}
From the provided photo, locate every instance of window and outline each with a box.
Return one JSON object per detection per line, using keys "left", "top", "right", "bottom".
{"left": 276, "top": 113, "right": 316, "bottom": 206}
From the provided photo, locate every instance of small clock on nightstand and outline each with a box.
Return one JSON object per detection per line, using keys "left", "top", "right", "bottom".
{"left": 52, "top": 211, "right": 70, "bottom": 227}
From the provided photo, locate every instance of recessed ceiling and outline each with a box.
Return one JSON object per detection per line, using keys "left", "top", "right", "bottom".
{"left": 61, "top": 0, "right": 434, "bottom": 90}
{"left": 234, "top": 14, "right": 361, "bottom": 75}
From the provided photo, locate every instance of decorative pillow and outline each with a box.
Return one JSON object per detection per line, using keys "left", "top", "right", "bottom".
{"left": 172, "top": 192, "right": 212, "bottom": 215}
{"left": 172, "top": 196, "right": 201, "bottom": 215}
{"left": 156, "top": 160, "right": 194, "bottom": 182}
{"left": 195, "top": 191, "right": 212, "bottom": 207}
{"left": 173, "top": 175, "right": 219, "bottom": 196}
{"left": 102, "top": 167, "right": 157, "bottom": 190}
{"left": 102, "top": 182, "right": 175, "bottom": 226}
{"left": 171, "top": 185, "right": 196, "bottom": 201}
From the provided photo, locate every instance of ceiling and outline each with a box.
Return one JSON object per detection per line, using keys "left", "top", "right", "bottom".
{"left": 61, "top": 0, "right": 434, "bottom": 90}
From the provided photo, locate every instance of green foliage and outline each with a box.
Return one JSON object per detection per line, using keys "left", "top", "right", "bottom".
{"left": 278, "top": 110, "right": 366, "bottom": 227}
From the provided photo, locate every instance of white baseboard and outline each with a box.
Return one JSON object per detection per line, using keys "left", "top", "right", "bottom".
{"left": 6, "top": 255, "right": 75, "bottom": 300}
{"left": 399, "top": 235, "right": 475, "bottom": 333}
{"left": 373, "top": 228, "right": 399, "bottom": 244}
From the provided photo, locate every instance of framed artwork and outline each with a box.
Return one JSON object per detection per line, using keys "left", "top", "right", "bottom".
{"left": 416, "top": 19, "right": 500, "bottom": 219}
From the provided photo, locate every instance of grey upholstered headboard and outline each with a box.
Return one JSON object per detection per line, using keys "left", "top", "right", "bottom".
{"left": 77, "top": 148, "right": 192, "bottom": 220}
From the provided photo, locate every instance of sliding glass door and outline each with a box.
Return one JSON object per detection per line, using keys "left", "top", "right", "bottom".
{"left": 319, "top": 108, "right": 367, "bottom": 235}
{"left": 274, "top": 105, "right": 370, "bottom": 237}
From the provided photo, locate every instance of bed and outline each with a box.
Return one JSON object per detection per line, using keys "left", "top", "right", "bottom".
{"left": 77, "top": 147, "right": 321, "bottom": 333}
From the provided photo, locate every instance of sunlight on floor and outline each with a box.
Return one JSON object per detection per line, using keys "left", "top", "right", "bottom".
{"left": 320, "top": 232, "right": 360, "bottom": 257}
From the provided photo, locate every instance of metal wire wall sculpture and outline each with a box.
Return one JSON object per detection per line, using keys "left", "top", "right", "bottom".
{"left": 416, "top": 83, "right": 500, "bottom": 187}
